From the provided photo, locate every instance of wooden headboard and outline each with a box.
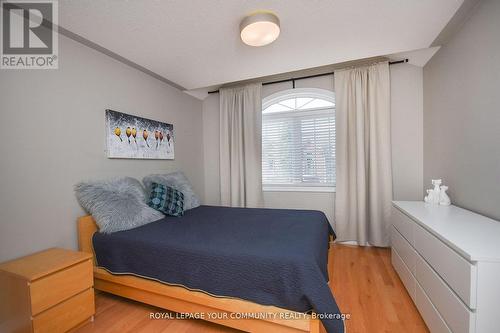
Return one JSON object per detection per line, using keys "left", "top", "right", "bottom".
{"left": 77, "top": 215, "right": 98, "bottom": 258}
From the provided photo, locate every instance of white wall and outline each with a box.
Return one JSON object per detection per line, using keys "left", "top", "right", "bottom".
{"left": 391, "top": 64, "right": 424, "bottom": 200}
{"left": 202, "top": 64, "right": 423, "bottom": 226}
{"left": 423, "top": 0, "right": 500, "bottom": 221}
{"left": 0, "top": 34, "right": 204, "bottom": 262}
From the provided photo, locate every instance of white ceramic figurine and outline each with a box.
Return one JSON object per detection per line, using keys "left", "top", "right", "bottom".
{"left": 424, "top": 189, "right": 435, "bottom": 204}
{"left": 439, "top": 185, "right": 451, "bottom": 206}
{"left": 424, "top": 179, "right": 451, "bottom": 205}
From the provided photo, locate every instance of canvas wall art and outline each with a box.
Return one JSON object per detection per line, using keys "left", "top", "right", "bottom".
{"left": 106, "top": 109, "right": 174, "bottom": 159}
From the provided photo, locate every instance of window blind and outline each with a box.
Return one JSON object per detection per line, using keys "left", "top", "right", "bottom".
{"left": 262, "top": 107, "right": 335, "bottom": 187}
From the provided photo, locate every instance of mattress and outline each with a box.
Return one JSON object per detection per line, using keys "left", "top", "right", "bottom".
{"left": 93, "top": 205, "right": 344, "bottom": 333}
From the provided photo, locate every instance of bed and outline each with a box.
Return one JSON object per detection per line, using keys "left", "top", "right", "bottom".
{"left": 78, "top": 205, "right": 344, "bottom": 333}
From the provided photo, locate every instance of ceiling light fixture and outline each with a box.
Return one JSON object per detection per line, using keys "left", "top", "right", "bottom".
{"left": 240, "top": 11, "right": 280, "bottom": 47}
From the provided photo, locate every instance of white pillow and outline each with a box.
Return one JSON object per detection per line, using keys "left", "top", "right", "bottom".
{"left": 75, "top": 177, "right": 164, "bottom": 233}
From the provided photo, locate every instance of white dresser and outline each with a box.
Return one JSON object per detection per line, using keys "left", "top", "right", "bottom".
{"left": 391, "top": 201, "right": 500, "bottom": 333}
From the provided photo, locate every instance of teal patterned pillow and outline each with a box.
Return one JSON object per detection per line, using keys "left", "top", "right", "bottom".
{"left": 147, "top": 182, "right": 184, "bottom": 217}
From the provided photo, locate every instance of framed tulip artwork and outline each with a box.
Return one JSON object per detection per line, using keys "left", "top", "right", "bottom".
{"left": 105, "top": 109, "right": 175, "bottom": 159}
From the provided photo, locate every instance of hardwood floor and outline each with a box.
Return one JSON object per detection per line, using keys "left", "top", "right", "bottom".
{"left": 75, "top": 245, "right": 428, "bottom": 333}
{"left": 329, "top": 245, "right": 428, "bottom": 333}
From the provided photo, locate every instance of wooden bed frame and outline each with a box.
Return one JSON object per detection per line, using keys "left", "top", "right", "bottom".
{"left": 77, "top": 215, "right": 327, "bottom": 333}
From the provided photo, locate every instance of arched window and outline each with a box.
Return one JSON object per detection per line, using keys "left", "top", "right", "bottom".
{"left": 262, "top": 88, "right": 335, "bottom": 191}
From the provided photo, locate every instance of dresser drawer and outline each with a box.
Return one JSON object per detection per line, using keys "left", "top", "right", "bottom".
{"left": 413, "top": 224, "right": 477, "bottom": 309}
{"left": 30, "top": 259, "right": 93, "bottom": 315}
{"left": 392, "top": 247, "right": 416, "bottom": 302}
{"left": 392, "top": 207, "right": 414, "bottom": 245}
{"left": 32, "top": 288, "right": 94, "bottom": 333}
{"left": 416, "top": 255, "right": 475, "bottom": 333}
{"left": 391, "top": 226, "right": 417, "bottom": 275}
{"left": 415, "top": 281, "right": 452, "bottom": 333}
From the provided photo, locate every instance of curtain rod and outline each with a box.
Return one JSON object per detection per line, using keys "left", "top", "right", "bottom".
{"left": 207, "top": 59, "right": 408, "bottom": 94}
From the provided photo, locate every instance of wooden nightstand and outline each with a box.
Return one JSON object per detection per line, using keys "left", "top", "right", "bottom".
{"left": 0, "top": 248, "right": 95, "bottom": 333}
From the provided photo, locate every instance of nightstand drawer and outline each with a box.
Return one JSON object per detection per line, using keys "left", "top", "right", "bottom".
{"left": 32, "top": 288, "right": 94, "bottom": 333}
{"left": 30, "top": 259, "right": 93, "bottom": 315}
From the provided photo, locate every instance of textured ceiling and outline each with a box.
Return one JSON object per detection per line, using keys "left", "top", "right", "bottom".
{"left": 59, "top": 0, "right": 463, "bottom": 91}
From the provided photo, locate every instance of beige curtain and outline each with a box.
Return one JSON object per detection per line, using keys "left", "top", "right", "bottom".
{"left": 334, "top": 62, "right": 392, "bottom": 247}
{"left": 219, "top": 83, "right": 264, "bottom": 208}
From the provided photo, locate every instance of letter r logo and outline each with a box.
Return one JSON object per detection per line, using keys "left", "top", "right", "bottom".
{"left": 1, "top": 1, "right": 53, "bottom": 54}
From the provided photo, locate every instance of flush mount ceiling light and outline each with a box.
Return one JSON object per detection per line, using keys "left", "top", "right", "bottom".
{"left": 240, "top": 12, "right": 280, "bottom": 47}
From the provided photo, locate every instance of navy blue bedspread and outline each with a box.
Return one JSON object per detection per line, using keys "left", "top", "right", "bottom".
{"left": 93, "top": 205, "right": 344, "bottom": 333}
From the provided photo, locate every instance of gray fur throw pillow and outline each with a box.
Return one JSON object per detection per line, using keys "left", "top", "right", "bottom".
{"left": 143, "top": 171, "right": 200, "bottom": 210}
{"left": 75, "top": 177, "right": 164, "bottom": 233}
